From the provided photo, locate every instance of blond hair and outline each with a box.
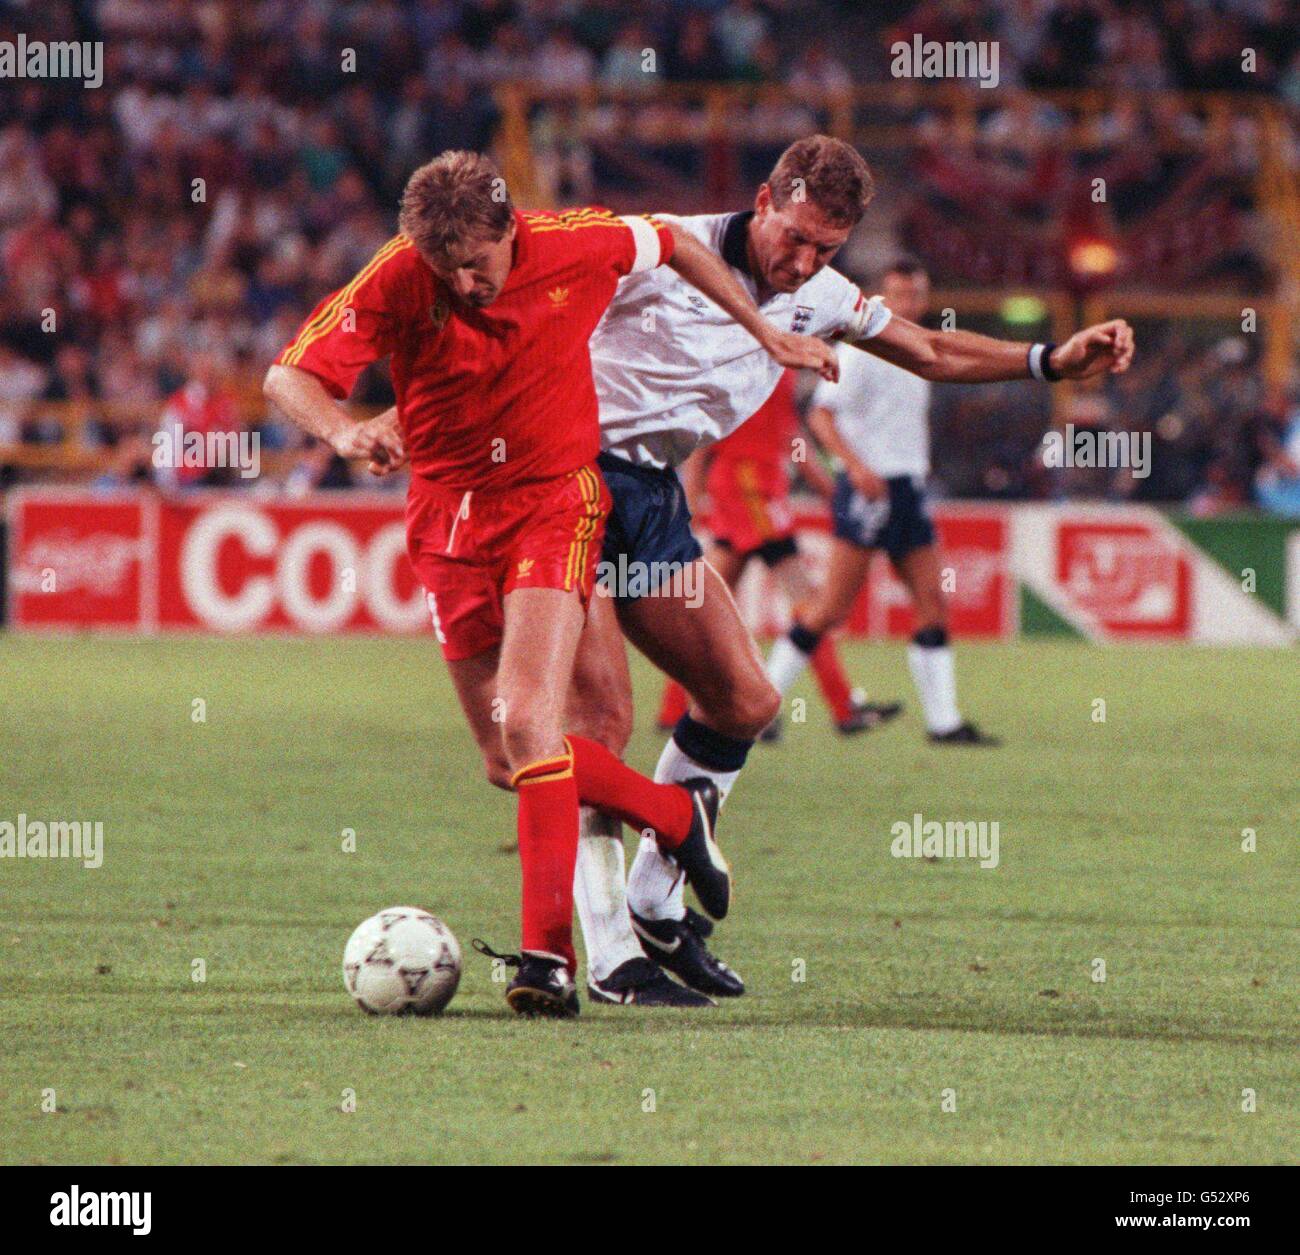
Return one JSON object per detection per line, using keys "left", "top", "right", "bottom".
{"left": 398, "top": 150, "right": 514, "bottom": 259}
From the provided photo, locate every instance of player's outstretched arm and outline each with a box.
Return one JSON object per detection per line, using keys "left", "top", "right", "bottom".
{"left": 264, "top": 364, "right": 406, "bottom": 465}
{"left": 855, "top": 316, "right": 1134, "bottom": 384}
{"left": 661, "top": 221, "right": 838, "bottom": 381}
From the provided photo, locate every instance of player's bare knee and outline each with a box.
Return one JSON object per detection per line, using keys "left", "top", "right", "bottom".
{"left": 564, "top": 697, "right": 632, "bottom": 756}
{"left": 500, "top": 702, "right": 561, "bottom": 772}
{"left": 483, "top": 754, "right": 513, "bottom": 791}
{"left": 580, "top": 709, "right": 632, "bottom": 756}
{"left": 749, "top": 679, "right": 783, "bottom": 733}
{"left": 706, "top": 676, "right": 780, "bottom": 740}
{"left": 915, "top": 595, "right": 947, "bottom": 631}
{"left": 799, "top": 599, "right": 841, "bottom": 636}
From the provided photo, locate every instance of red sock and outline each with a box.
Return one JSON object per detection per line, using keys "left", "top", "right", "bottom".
{"left": 511, "top": 751, "right": 580, "bottom": 970}
{"left": 809, "top": 635, "right": 854, "bottom": 723}
{"left": 566, "top": 734, "right": 693, "bottom": 850}
{"left": 657, "top": 680, "right": 689, "bottom": 727}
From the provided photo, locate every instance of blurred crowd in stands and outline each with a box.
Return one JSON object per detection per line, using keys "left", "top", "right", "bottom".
{"left": 1, "top": 0, "right": 1298, "bottom": 513}
{"left": 929, "top": 328, "right": 1300, "bottom": 515}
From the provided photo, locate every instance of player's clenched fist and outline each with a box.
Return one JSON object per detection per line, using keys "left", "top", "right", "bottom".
{"left": 1050, "top": 319, "right": 1135, "bottom": 379}
{"left": 358, "top": 406, "right": 407, "bottom": 476}
{"left": 326, "top": 408, "right": 405, "bottom": 471}
{"left": 760, "top": 328, "right": 840, "bottom": 382}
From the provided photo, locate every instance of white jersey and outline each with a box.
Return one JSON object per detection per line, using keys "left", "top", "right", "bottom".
{"left": 811, "top": 340, "right": 931, "bottom": 479}
{"left": 591, "top": 211, "right": 892, "bottom": 469}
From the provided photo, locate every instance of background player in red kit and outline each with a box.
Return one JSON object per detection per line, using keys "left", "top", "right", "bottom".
{"left": 264, "top": 150, "right": 836, "bottom": 1016}
{"left": 656, "top": 370, "right": 898, "bottom": 736}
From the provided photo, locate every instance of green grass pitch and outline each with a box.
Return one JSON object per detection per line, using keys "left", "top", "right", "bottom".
{"left": 1, "top": 634, "right": 1296, "bottom": 1165}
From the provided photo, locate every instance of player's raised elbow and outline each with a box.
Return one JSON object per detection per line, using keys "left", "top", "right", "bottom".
{"left": 262, "top": 363, "right": 288, "bottom": 405}
{"left": 660, "top": 219, "right": 691, "bottom": 270}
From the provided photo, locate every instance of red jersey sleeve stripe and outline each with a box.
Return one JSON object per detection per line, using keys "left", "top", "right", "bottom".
{"left": 280, "top": 235, "right": 413, "bottom": 367}
{"left": 281, "top": 234, "right": 411, "bottom": 365}
{"left": 524, "top": 207, "right": 612, "bottom": 225}
{"left": 527, "top": 208, "right": 628, "bottom": 234}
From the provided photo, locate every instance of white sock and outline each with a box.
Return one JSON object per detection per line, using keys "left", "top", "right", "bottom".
{"left": 573, "top": 807, "right": 644, "bottom": 983}
{"left": 907, "top": 643, "right": 961, "bottom": 735}
{"left": 766, "top": 633, "right": 813, "bottom": 696}
{"left": 626, "top": 832, "right": 686, "bottom": 922}
{"left": 625, "top": 734, "right": 743, "bottom": 921}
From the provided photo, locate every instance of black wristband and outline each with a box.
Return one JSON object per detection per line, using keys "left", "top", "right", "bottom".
{"left": 1039, "top": 342, "right": 1063, "bottom": 382}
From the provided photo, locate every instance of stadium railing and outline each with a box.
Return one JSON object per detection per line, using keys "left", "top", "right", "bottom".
{"left": 2, "top": 292, "right": 1291, "bottom": 480}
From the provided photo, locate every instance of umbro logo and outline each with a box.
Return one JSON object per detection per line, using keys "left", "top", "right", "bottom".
{"left": 547, "top": 286, "right": 569, "bottom": 308}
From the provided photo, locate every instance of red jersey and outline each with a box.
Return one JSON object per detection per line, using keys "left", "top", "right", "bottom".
{"left": 158, "top": 381, "right": 240, "bottom": 486}
{"left": 276, "top": 208, "right": 674, "bottom": 491}
{"left": 709, "top": 369, "right": 798, "bottom": 471}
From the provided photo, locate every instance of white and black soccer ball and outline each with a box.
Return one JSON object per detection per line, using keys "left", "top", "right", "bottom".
{"left": 342, "top": 907, "right": 461, "bottom": 1015}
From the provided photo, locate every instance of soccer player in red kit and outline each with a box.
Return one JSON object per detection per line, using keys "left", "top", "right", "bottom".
{"left": 656, "top": 370, "right": 897, "bottom": 736}
{"left": 264, "top": 150, "right": 836, "bottom": 1016}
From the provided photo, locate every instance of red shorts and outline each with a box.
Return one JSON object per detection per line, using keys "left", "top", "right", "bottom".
{"left": 406, "top": 463, "right": 610, "bottom": 661}
{"left": 707, "top": 457, "right": 794, "bottom": 555}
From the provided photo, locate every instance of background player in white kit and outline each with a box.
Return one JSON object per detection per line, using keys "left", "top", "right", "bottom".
{"left": 766, "top": 258, "right": 1000, "bottom": 746}
{"left": 562, "top": 138, "right": 1134, "bottom": 1003}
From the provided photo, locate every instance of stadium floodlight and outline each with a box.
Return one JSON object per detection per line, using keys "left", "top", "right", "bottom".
{"left": 1001, "top": 295, "right": 1047, "bottom": 325}
{"left": 1068, "top": 236, "right": 1120, "bottom": 282}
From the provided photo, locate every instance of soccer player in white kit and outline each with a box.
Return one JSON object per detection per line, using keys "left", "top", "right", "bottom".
{"left": 766, "top": 257, "right": 1000, "bottom": 746}
{"left": 564, "top": 137, "right": 1134, "bottom": 1004}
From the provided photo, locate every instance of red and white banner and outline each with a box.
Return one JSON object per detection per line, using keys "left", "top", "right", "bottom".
{"left": 737, "top": 504, "right": 1014, "bottom": 640}
{"left": 8, "top": 491, "right": 425, "bottom": 634}
{"left": 1053, "top": 517, "right": 1192, "bottom": 638}
{"left": 6, "top": 489, "right": 1015, "bottom": 638}
{"left": 12, "top": 490, "right": 1286, "bottom": 643}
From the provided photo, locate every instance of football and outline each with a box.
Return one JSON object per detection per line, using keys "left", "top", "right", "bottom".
{"left": 342, "top": 908, "right": 462, "bottom": 1016}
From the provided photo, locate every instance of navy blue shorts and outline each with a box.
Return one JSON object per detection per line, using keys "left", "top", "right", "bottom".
{"left": 597, "top": 451, "right": 704, "bottom": 600}
{"left": 831, "top": 472, "right": 935, "bottom": 561}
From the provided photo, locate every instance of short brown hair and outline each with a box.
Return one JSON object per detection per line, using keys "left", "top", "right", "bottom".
{"left": 399, "top": 150, "right": 515, "bottom": 260}
{"left": 767, "top": 135, "right": 874, "bottom": 228}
